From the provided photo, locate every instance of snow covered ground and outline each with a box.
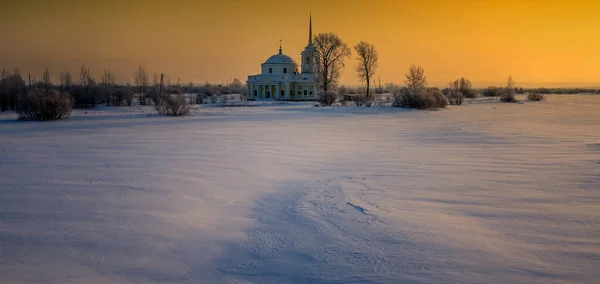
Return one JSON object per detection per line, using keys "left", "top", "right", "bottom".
{"left": 1, "top": 95, "right": 599, "bottom": 283}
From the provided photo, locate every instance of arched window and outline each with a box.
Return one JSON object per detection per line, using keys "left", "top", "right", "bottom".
{"left": 281, "top": 90, "right": 285, "bottom": 97}
{"left": 283, "top": 68, "right": 287, "bottom": 74}
{"left": 304, "top": 89, "right": 308, "bottom": 96}
{"left": 254, "top": 90, "right": 257, "bottom": 97}
{"left": 269, "top": 68, "right": 272, "bottom": 73}
{"left": 306, "top": 57, "right": 310, "bottom": 63}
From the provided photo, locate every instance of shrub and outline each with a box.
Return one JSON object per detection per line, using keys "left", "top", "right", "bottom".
{"left": 482, "top": 86, "right": 502, "bottom": 97}
{"left": 353, "top": 94, "right": 371, "bottom": 106}
{"left": 317, "top": 90, "right": 338, "bottom": 106}
{"left": 527, "top": 93, "right": 545, "bottom": 101}
{"left": 112, "top": 89, "right": 134, "bottom": 106}
{"left": 500, "top": 93, "right": 518, "bottom": 103}
{"left": 195, "top": 94, "right": 205, "bottom": 104}
{"left": 500, "top": 89, "right": 518, "bottom": 103}
{"left": 464, "top": 89, "right": 478, "bottom": 98}
{"left": 16, "top": 88, "right": 73, "bottom": 120}
{"left": 393, "top": 87, "right": 447, "bottom": 110}
{"left": 446, "top": 90, "right": 464, "bottom": 105}
{"left": 155, "top": 94, "right": 190, "bottom": 116}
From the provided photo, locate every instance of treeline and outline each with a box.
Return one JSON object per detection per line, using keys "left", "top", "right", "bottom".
{"left": 0, "top": 65, "right": 248, "bottom": 113}
{"left": 0, "top": 65, "right": 250, "bottom": 119}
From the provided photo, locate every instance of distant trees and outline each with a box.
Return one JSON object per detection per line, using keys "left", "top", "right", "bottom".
{"left": 404, "top": 64, "right": 427, "bottom": 95}
{"left": 16, "top": 88, "right": 72, "bottom": 120}
{"left": 527, "top": 92, "right": 545, "bottom": 101}
{"left": 482, "top": 86, "right": 502, "bottom": 97}
{"left": 41, "top": 68, "right": 52, "bottom": 91}
{"left": 0, "top": 68, "right": 9, "bottom": 112}
{"left": 450, "top": 77, "right": 477, "bottom": 98}
{"left": 313, "top": 33, "right": 351, "bottom": 92}
{"left": 316, "top": 90, "right": 338, "bottom": 106}
{"left": 59, "top": 71, "right": 72, "bottom": 93}
{"left": 354, "top": 41, "right": 378, "bottom": 101}
{"left": 230, "top": 78, "right": 243, "bottom": 90}
{"left": 444, "top": 77, "right": 476, "bottom": 105}
{"left": 100, "top": 69, "right": 115, "bottom": 106}
{"left": 393, "top": 65, "right": 447, "bottom": 109}
{"left": 113, "top": 88, "right": 134, "bottom": 106}
{"left": 501, "top": 75, "right": 517, "bottom": 102}
{"left": 0, "top": 69, "right": 25, "bottom": 111}
{"left": 445, "top": 85, "right": 464, "bottom": 105}
{"left": 134, "top": 65, "right": 148, "bottom": 105}
{"left": 78, "top": 65, "right": 97, "bottom": 107}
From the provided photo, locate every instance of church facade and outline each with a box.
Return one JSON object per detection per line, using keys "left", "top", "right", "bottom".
{"left": 247, "top": 15, "right": 317, "bottom": 101}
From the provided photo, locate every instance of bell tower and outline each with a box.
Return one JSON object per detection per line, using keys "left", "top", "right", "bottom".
{"left": 301, "top": 13, "right": 316, "bottom": 74}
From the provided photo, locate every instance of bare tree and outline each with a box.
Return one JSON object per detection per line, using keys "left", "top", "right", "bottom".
{"left": 313, "top": 33, "right": 351, "bottom": 92}
{"left": 100, "top": 69, "right": 115, "bottom": 106}
{"left": 41, "top": 68, "right": 51, "bottom": 91}
{"left": 59, "top": 71, "right": 72, "bottom": 93}
{"left": 404, "top": 64, "right": 427, "bottom": 95}
{"left": 0, "top": 68, "right": 8, "bottom": 111}
{"left": 501, "top": 75, "right": 517, "bottom": 102}
{"left": 134, "top": 65, "right": 148, "bottom": 105}
{"left": 8, "top": 69, "right": 25, "bottom": 110}
{"left": 354, "top": 41, "right": 378, "bottom": 100}
{"left": 79, "top": 65, "right": 96, "bottom": 107}
{"left": 446, "top": 77, "right": 475, "bottom": 104}
{"left": 152, "top": 73, "right": 159, "bottom": 89}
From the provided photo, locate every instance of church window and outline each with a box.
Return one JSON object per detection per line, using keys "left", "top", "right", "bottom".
{"left": 281, "top": 90, "right": 285, "bottom": 97}
{"left": 254, "top": 90, "right": 257, "bottom": 97}
{"left": 309, "top": 91, "right": 313, "bottom": 95}
{"left": 283, "top": 68, "right": 287, "bottom": 74}
{"left": 306, "top": 57, "right": 310, "bottom": 62}
{"left": 269, "top": 68, "right": 272, "bottom": 73}
{"left": 304, "top": 90, "right": 308, "bottom": 96}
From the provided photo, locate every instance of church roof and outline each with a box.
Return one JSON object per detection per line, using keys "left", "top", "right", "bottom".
{"left": 264, "top": 53, "right": 295, "bottom": 64}
{"left": 264, "top": 45, "right": 296, "bottom": 64}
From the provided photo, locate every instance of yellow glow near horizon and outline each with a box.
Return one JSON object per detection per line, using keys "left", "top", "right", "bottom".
{"left": 1, "top": 0, "right": 599, "bottom": 87}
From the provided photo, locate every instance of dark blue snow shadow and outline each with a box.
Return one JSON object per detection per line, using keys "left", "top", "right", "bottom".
{"left": 0, "top": 105, "right": 414, "bottom": 136}
{"left": 213, "top": 182, "right": 437, "bottom": 284}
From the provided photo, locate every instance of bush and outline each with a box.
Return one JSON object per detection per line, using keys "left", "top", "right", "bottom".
{"left": 482, "top": 86, "right": 502, "bottom": 97}
{"left": 393, "top": 87, "right": 447, "bottom": 110}
{"left": 195, "top": 94, "right": 205, "bottom": 104}
{"left": 155, "top": 94, "right": 190, "bottom": 116}
{"left": 17, "top": 88, "right": 73, "bottom": 120}
{"left": 317, "top": 90, "right": 338, "bottom": 106}
{"left": 446, "top": 91, "right": 464, "bottom": 105}
{"left": 112, "top": 89, "right": 134, "bottom": 106}
{"left": 353, "top": 94, "right": 372, "bottom": 107}
{"left": 464, "top": 89, "right": 478, "bottom": 98}
{"left": 500, "top": 91, "right": 518, "bottom": 103}
{"left": 527, "top": 93, "right": 545, "bottom": 101}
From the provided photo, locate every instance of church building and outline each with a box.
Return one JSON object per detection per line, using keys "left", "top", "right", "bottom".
{"left": 247, "top": 15, "right": 317, "bottom": 101}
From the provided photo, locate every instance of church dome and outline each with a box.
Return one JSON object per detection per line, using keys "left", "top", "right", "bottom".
{"left": 264, "top": 53, "right": 295, "bottom": 64}
{"left": 264, "top": 46, "right": 296, "bottom": 64}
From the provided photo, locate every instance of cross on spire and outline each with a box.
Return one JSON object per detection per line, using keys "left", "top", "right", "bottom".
{"left": 279, "top": 39, "right": 282, "bottom": 54}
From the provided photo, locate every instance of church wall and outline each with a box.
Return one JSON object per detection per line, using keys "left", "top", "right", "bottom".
{"left": 247, "top": 80, "right": 315, "bottom": 101}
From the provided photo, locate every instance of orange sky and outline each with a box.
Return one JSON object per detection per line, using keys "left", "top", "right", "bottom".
{"left": 1, "top": 0, "right": 599, "bottom": 87}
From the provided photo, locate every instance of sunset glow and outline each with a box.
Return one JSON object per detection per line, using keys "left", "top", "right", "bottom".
{"left": 1, "top": 0, "right": 599, "bottom": 87}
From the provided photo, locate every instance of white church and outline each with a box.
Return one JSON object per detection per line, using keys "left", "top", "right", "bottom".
{"left": 247, "top": 15, "right": 317, "bottom": 101}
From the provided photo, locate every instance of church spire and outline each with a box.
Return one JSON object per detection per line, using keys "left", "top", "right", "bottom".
{"left": 308, "top": 12, "right": 312, "bottom": 46}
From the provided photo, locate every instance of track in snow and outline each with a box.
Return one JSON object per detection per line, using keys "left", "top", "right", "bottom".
{"left": 217, "top": 177, "right": 439, "bottom": 284}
